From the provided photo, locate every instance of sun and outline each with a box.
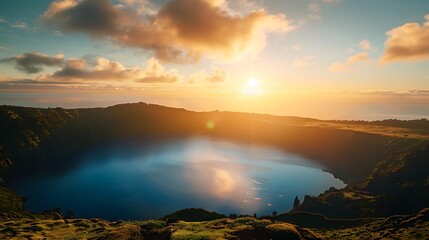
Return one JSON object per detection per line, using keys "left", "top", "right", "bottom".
{"left": 246, "top": 78, "right": 259, "bottom": 89}
{"left": 243, "top": 77, "right": 262, "bottom": 95}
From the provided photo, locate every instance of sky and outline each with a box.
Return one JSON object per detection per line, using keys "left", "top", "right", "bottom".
{"left": 0, "top": 0, "right": 428, "bottom": 120}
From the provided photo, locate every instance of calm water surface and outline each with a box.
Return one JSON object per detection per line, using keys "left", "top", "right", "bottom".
{"left": 10, "top": 138, "right": 345, "bottom": 220}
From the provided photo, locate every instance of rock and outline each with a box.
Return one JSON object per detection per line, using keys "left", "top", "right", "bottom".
{"left": 293, "top": 196, "right": 301, "bottom": 211}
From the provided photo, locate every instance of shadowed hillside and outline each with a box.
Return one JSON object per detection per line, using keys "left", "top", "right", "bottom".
{"left": 295, "top": 145, "right": 429, "bottom": 219}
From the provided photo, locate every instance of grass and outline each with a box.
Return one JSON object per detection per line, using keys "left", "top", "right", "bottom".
{"left": 313, "top": 218, "right": 429, "bottom": 240}
{"left": 1, "top": 213, "right": 428, "bottom": 240}
{"left": 172, "top": 220, "right": 236, "bottom": 240}
{"left": 0, "top": 218, "right": 119, "bottom": 239}
{"left": 172, "top": 229, "right": 233, "bottom": 240}
{"left": 0, "top": 216, "right": 325, "bottom": 240}
{"left": 302, "top": 121, "right": 429, "bottom": 140}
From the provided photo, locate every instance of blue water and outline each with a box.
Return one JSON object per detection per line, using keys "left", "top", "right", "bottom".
{"left": 10, "top": 138, "right": 345, "bottom": 220}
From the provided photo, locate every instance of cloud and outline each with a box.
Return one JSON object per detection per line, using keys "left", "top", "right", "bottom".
{"left": 118, "top": 0, "right": 158, "bottom": 15}
{"left": 306, "top": 0, "right": 342, "bottom": 21}
{"left": 42, "top": 0, "right": 122, "bottom": 36}
{"left": 370, "top": 89, "right": 429, "bottom": 96}
{"left": 219, "top": 0, "right": 263, "bottom": 17}
{"left": 0, "top": 44, "right": 12, "bottom": 50}
{"left": 54, "top": 31, "right": 64, "bottom": 36}
{"left": 292, "top": 56, "right": 316, "bottom": 68}
{"left": 0, "top": 50, "right": 186, "bottom": 85}
{"left": 329, "top": 52, "right": 371, "bottom": 72}
{"left": 50, "top": 56, "right": 181, "bottom": 83}
{"left": 307, "top": 3, "right": 321, "bottom": 20}
{"left": 56, "top": 56, "right": 181, "bottom": 83}
{"left": 322, "top": 0, "right": 342, "bottom": 4}
{"left": 52, "top": 57, "right": 128, "bottom": 80}
{"left": 359, "top": 39, "right": 372, "bottom": 50}
{"left": 0, "top": 52, "right": 182, "bottom": 85}
{"left": 291, "top": 43, "right": 301, "bottom": 52}
{"left": 307, "top": 14, "right": 321, "bottom": 21}
{"left": 308, "top": 3, "right": 321, "bottom": 13}
{"left": 347, "top": 51, "right": 371, "bottom": 64}
{"left": 329, "top": 39, "right": 374, "bottom": 72}
{"left": 42, "top": 0, "right": 294, "bottom": 63}
{"left": 11, "top": 21, "right": 28, "bottom": 29}
{"left": 136, "top": 58, "right": 181, "bottom": 83}
{"left": 380, "top": 14, "right": 429, "bottom": 63}
{"left": 189, "top": 67, "right": 228, "bottom": 83}
{"left": 0, "top": 78, "right": 81, "bottom": 85}
{"left": 328, "top": 61, "right": 350, "bottom": 72}
{"left": 0, "top": 52, "right": 64, "bottom": 74}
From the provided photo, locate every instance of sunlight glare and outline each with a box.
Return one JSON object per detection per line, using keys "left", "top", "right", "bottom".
{"left": 243, "top": 77, "right": 262, "bottom": 95}
{"left": 246, "top": 78, "right": 259, "bottom": 89}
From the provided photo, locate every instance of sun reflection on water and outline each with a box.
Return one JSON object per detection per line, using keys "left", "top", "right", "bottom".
{"left": 183, "top": 149, "right": 260, "bottom": 213}
{"left": 213, "top": 168, "right": 236, "bottom": 197}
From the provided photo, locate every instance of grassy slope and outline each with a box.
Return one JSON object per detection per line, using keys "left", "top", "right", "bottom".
{"left": 1, "top": 210, "right": 428, "bottom": 240}
{"left": 0, "top": 217, "right": 323, "bottom": 240}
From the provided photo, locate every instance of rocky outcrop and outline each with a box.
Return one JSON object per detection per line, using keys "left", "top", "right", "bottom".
{"left": 293, "top": 196, "right": 300, "bottom": 211}
{"left": 299, "top": 144, "right": 429, "bottom": 218}
{"left": 300, "top": 187, "right": 383, "bottom": 218}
